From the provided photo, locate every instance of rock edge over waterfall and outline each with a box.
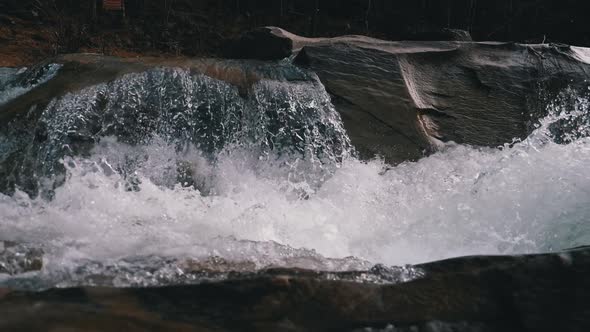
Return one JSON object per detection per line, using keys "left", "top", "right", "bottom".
{"left": 230, "top": 27, "right": 590, "bottom": 162}
{"left": 0, "top": 54, "right": 353, "bottom": 197}
{"left": 4, "top": 32, "right": 590, "bottom": 167}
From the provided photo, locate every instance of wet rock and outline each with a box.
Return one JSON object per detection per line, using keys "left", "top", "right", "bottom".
{"left": 1, "top": 247, "right": 589, "bottom": 331}
{"left": 0, "top": 241, "right": 43, "bottom": 275}
{"left": 0, "top": 54, "right": 351, "bottom": 197}
{"left": 181, "top": 256, "right": 257, "bottom": 273}
{"left": 262, "top": 29, "right": 590, "bottom": 162}
{"left": 6, "top": 40, "right": 590, "bottom": 169}
{"left": 221, "top": 27, "right": 590, "bottom": 162}
{"left": 0, "top": 53, "right": 312, "bottom": 123}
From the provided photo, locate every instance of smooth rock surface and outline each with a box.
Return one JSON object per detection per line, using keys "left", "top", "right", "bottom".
{"left": 6, "top": 39, "right": 590, "bottom": 165}
{"left": 293, "top": 37, "right": 590, "bottom": 161}
{"left": 231, "top": 28, "right": 590, "bottom": 162}
{"left": 0, "top": 241, "right": 43, "bottom": 275}
{"left": 1, "top": 247, "right": 589, "bottom": 331}
{"left": 222, "top": 27, "right": 590, "bottom": 161}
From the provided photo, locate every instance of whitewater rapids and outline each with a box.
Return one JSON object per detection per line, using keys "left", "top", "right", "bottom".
{"left": 1, "top": 65, "right": 590, "bottom": 288}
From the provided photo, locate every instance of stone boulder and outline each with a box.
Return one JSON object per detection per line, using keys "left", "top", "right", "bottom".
{"left": 292, "top": 36, "right": 590, "bottom": 162}
{"left": 0, "top": 54, "right": 351, "bottom": 197}
{"left": 0, "top": 241, "right": 43, "bottom": 275}
{"left": 223, "top": 27, "right": 472, "bottom": 61}
{"left": 1, "top": 247, "right": 589, "bottom": 331}
{"left": 228, "top": 27, "right": 590, "bottom": 162}
{"left": 219, "top": 27, "right": 590, "bottom": 161}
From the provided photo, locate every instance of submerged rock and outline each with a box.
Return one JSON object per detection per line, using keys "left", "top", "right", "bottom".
{"left": 0, "top": 247, "right": 588, "bottom": 331}
{"left": 0, "top": 54, "right": 352, "bottom": 197}
{"left": 293, "top": 35, "right": 590, "bottom": 162}
{"left": 0, "top": 241, "right": 43, "bottom": 275}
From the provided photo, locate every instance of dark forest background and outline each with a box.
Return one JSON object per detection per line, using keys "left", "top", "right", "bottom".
{"left": 1, "top": 0, "right": 589, "bottom": 63}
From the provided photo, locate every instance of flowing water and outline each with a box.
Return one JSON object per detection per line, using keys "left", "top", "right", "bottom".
{"left": 1, "top": 64, "right": 589, "bottom": 289}
{"left": 0, "top": 64, "right": 61, "bottom": 106}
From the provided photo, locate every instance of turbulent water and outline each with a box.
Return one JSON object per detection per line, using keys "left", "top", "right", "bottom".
{"left": 1, "top": 64, "right": 590, "bottom": 289}
{"left": 0, "top": 64, "right": 61, "bottom": 106}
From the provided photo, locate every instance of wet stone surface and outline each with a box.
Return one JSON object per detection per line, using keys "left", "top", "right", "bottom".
{"left": 1, "top": 248, "right": 589, "bottom": 331}
{"left": 0, "top": 241, "right": 43, "bottom": 276}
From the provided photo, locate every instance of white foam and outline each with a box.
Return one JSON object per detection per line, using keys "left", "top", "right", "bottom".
{"left": 1, "top": 79, "right": 590, "bottom": 287}
{"left": 0, "top": 65, "right": 60, "bottom": 106}
{"left": 1, "top": 117, "right": 590, "bottom": 272}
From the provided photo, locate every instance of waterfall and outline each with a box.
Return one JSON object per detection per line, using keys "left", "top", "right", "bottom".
{"left": 1, "top": 64, "right": 590, "bottom": 290}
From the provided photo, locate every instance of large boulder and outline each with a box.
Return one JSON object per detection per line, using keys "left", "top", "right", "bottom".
{"left": 231, "top": 28, "right": 590, "bottom": 162}
{"left": 222, "top": 28, "right": 590, "bottom": 162}
{"left": 292, "top": 37, "right": 590, "bottom": 162}
{"left": 1, "top": 247, "right": 589, "bottom": 331}
{"left": 0, "top": 241, "right": 43, "bottom": 275}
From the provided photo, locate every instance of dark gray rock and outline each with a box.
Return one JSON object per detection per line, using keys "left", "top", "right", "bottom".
{"left": 0, "top": 241, "right": 43, "bottom": 275}
{"left": 222, "top": 27, "right": 590, "bottom": 162}
{"left": 9, "top": 37, "right": 590, "bottom": 167}
{"left": 4, "top": 37, "right": 590, "bottom": 188}
{"left": 282, "top": 32, "right": 590, "bottom": 162}
{"left": 0, "top": 54, "right": 351, "bottom": 197}
{"left": 1, "top": 247, "right": 589, "bottom": 331}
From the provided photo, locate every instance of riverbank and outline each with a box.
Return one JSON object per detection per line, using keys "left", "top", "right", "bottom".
{"left": 0, "top": 14, "right": 185, "bottom": 67}
{"left": 2, "top": 0, "right": 590, "bottom": 67}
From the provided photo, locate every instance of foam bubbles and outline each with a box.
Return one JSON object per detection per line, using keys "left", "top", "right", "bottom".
{"left": 0, "top": 64, "right": 61, "bottom": 106}
{"left": 2, "top": 114, "right": 590, "bottom": 270}
{"left": 1, "top": 73, "right": 590, "bottom": 288}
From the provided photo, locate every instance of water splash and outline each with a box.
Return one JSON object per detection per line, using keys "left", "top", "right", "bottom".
{"left": 0, "top": 67, "right": 351, "bottom": 197}
{"left": 0, "top": 64, "right": 61, "bottom": 106}
{"left": 1, "top": 69, "right": 590, "bottom": 289}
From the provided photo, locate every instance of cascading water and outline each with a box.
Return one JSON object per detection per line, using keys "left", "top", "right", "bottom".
{"left": 0, "top": 64, "right": 61, "bottom": 106}
{"left": 0, "top": 66, "right": 351, "bottom": 198}
{"left": 1, "top": 64, "right": 590, "bottom": 290}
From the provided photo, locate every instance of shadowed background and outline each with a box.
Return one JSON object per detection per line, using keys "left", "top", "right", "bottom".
{"left": 1, "top": 0, "right": 590, "bottom": 66}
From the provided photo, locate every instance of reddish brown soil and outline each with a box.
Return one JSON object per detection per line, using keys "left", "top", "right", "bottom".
{"left": 0, "top": 15, "right": 54, "bottom": 67}
{"left": 0, "top": 15, "right": 180, "bottom": 67}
